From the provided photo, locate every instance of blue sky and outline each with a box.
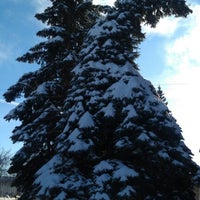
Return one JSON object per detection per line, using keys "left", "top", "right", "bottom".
{"left": 0, "top": 0, "right": 49, "bottom": 153}
{"left": 1, "top": 0, "right": 200, "bottom": 163}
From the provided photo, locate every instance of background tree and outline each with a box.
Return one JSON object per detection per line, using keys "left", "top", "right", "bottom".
{"left": 157, "top": 85, "right": 168, "bottom": 105}
{"left": 3, "top": 0, "right": 101, "bottom": 199}
{"left": 0, "top": 148, "right": 10, "bottom": 177}
{"left": 32, "top": 0, "right": 198, "bottom": 199}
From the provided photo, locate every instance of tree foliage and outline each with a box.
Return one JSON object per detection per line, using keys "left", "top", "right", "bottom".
{"left": 157, "top": 85, "right": 168, "bottom": 105}
{"left": 33, "top": 0, "right": 196, "bottom": 199}
{"left": 4, "top": 0, "right": 101, "bottom": 199}
{"left": 4, "top": 0, "right": 198, "bottom": 199}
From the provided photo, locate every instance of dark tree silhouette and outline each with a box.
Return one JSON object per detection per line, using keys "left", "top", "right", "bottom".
{"left": 157, "top": 85, "right": 168, "bottom": 105}
{"left": 4, "top": 0, "right": 199, "bottom": 199}
{"left": 4, "top": 1, "right": 101, "bottom": 199}
{"left": 33, "top": 0, "right": 197, "bottom": 199}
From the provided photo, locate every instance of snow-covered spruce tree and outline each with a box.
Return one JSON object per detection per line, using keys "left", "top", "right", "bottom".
{"left": 32, "top": 0, "right": 200, "bottom": 199}
{"left": 3, "top": 0, "right": 101, "bottom": 199}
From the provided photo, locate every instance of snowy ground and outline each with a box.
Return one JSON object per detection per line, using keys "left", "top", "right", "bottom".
{"left": 0, "top": 197, "right": 18, "bottom": 200}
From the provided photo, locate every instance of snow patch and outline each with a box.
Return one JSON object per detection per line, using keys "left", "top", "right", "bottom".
{"left": 68, "top": 128, "right": 81, "bottom": 142}
{"left": 100, "top": 103, "right": 115, "bottom": 117}
{"left": 46, "top": 35, "right": 64, "bottom": 44}
{"left": 90, "top": 192, "right": 110, "bottom": 200}
{"left": 113, "top": 163, "right": 138, "bottom": 182}
{"left": 34, "top": 155, "right": 63, "bottom": 195}
{"left": 54, "top": 191, "right": 66, "bottom": 200}
{"left": 158, "top": 150, "right": 170, "bottom": 160}
{"left": 115, "top": 136, "right": 132, "bottom": 148}
{"left": 105, "top": 75, "right": 144, "bottom": 100}
{"left": 68, "top": 139, "right": 93, "bottom": 152}
{"left": 94, "top": 160, "right": 113, "bottom": 173}
{"left": 118, "top": 185, "right": 136, "bottom": 197}
{"left": 68, "top": 128, "right": 94, "bottom": 152}
{"left": 95, "top": 173, "right": 111, "bottom": 187}
{"left": 68, "top": 112, "right": 78, "bottom": 122}
{"left": 78, "top": 111, "right": 95, "bottom": 128}
{"left": 172, "top": 160, "right": 184, "bottom": 166}
{"left": 137, "top": 132, "right": 150, "bottom": 142}
{"left": 123, "top": 104, "right": 138, "bottom": 119}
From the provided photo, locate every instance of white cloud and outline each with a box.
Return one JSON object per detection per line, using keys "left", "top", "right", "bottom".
{"left": 0, "top": 99, "right": 19, "bottom": 106}
{"left": 32, "top": 0, "right": 51, "bottom": 13}
{"left": 159, "top": 5, "right": 200, "bottom": 163}
{"left": 0, "top": 41, "right": 15, "bottom": 65}
{"left": 143, "top": 17, "right": 180, "bottom": 37}
{"left": 0, "top": 48, "right": 9, "bottom": 61}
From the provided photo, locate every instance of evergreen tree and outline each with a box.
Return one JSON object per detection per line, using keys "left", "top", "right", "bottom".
{"left": 157, "top": 85, "right": 168, "bottom": 105}
{"left": 33, "top": 0, "right": 198, "bottom": 200}
{"left": 3, "top": 1, "right": 101, "bottom": 199}
{"left": 0, "top": 148, "right": 10, "bottom": 177}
